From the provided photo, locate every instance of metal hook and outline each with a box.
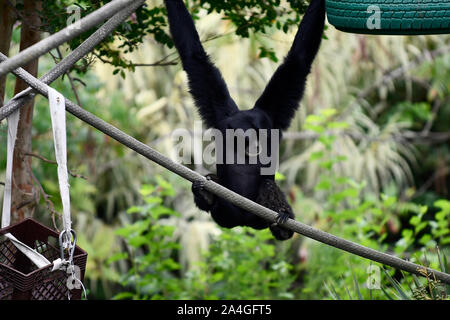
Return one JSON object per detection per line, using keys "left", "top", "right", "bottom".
{"left": 58, "top": 229, "right": 76, "bottom": 262}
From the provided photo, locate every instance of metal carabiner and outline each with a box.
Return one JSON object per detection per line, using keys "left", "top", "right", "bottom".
{"left": 58, "top": 229, "right": 77, "bottom": 262}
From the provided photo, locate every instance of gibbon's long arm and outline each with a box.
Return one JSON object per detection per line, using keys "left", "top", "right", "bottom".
{"left": 254, "top": 0, "right": 325, "bottom": 130}
{"left": 164, "top": 0, "right": 238, "bottom": 127}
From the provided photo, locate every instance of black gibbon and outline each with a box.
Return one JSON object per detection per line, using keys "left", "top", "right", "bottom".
{"left": 164, "top": 0, "right": 325, "bottom": 240}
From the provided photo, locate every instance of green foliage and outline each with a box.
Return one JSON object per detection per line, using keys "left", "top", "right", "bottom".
{"left": 184, "top": 228, "right": 296, "bottom": 299}
{"left": 385, "top": 102, "right": 431, "bottom": 129}
{"left": 113, "top": 179, "right": 296, "bottom": 300}
{"left": 297, "top": 110, "right": 450, "bottom": 300}
{"left": 201, "top": 0, "right": 306, "bottom": 38}
{"left": 111, "top": 176, "right": 181, "bottom": 300}
{"left": 39, "top": 0, "right": 171, "bottom": 73}
{"left": 2, "top": 3, "right": 449, "bottom": 300}
{"left": 31, "top": 0, "right": 310, "bottom": 73}
{"left": 326, "top": 259, "right": 449, "bottom": 300}
{"left": 112, "top": 154, "right": 449, "bottom": 300}
{"left": 432, "top": 200, "right": 450, "bottom": 246}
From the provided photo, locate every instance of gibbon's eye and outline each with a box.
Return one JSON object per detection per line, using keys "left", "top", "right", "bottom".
{"left": 245, "top": 139, "right": 262, "bottom": 157}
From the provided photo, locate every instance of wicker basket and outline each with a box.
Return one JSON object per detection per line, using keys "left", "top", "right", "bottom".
{"left": 0, "top": 218, "right": 87, "bottom": 300}
{"left": 326, "top": 0, "right": 450, "bottom": 35}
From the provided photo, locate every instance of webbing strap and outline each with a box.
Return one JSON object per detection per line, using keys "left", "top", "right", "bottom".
{"left": 1, "top": 88, "right": 72, "bottom": 269}
{"left": 1, "top": 109, "right": 51, "bottom": 268}
{"left": 48, "top": 88, "right": 71, "bottom": 234}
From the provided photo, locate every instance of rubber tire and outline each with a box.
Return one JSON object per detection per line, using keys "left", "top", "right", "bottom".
{"left": 326, "top": 0, "right": 450, "bottom": 35}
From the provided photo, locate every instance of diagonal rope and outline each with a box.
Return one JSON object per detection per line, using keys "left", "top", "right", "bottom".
{"left": 0, "top": 0, "right": 145, "bottom": 271}
{"left": 0, "top": 0, "right": 139, "bottom": 78}
{"left": 0, "top": 0, "right": 145, "bottom": 123}
{"left": 1, "top": 53, "right": 449, "bottom": 285}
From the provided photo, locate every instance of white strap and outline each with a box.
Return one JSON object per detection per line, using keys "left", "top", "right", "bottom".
{"left": 1, "top": 109, "right": 51, "bottom": 268}
{"left": 5, "top": 233, "right": 51, "bottom": 268}
{"left": 48, "top": 87, "right": 71, "bottom": 233}
{"left": 1, "top": 110, "right": 19, "bottom": 228}
{"left": 1, "top": 88, "right": 75, "bottom": 272}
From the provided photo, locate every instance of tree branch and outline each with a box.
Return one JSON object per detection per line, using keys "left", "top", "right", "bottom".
{"left": 356, "top": 45, "right": 450, "bottom": 102}
{"left": 24, "top": 152, "right": 87, "bottom": 180}
{"left": 422, "top": 99, "right": 444, "bottom": 135}
{"left": 30, "top": 169, "right": 60, "bottom": 231}
{"left": 409, "top": 168, "right": 449, "bottom": 200}
{"left": 56, "top": 47, "right": 84, "bottom": 107}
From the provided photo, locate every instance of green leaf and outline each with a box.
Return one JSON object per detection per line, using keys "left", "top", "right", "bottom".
{"left": 127, "top": 206, "right": 142, "bottom": 214}
{"left": 129, "top": 235, "right": 148, "bottom": 248}
{"left": 304, "top": 123, "right": 325, "bottom": 133}
{"left": 309, "top": 151, "right": 324, "bottom": 161}
{"left": 381, "top": 286, "right": 395, "bottom": 300}
{"left": 258, "top": 46, "right": 278, "bottom": 62}
{"left": 115, "top": 226, "right": 134, "bottom": 238}
{"left": 324, "top": 281, "right": 341, "bottom": 300}
{"left": 315, "top": 178, "right": 331, "bottom": 191}
{"left": 434, "top": 200, "right": 450, "bottom": 211}
{"left": 330, "top": 188, "right": 358, "bottom": 202}
{"left": 441, "top": 236, "right": 450, "bottom": 244}
{"left": 409, "top": 215, "right": 421, "bottom": 226}
{"left": 145, "top": 196, "right": 163, "bottom": 205}
{"left": 382, "top": 195, "right": 397, "bottom": 208}
{"left": 414, "top": 222, "right": 428, "bottom": 235}
{"left": 319, "top": 108, "right": 337, "bottom": 118}
{"left": 275, "top": 172, "right": 286, "bottom": 181}
{"left": 419, "top": 234, "right": 432, "bottom": 246}
{"left": 107, "top": 252, "right": 129, "bottom": 265}
{"left": 162, "top": 258, "right": 181, "bottom": 270}
{"left": 140, "top": 184, "right": 155, "bottom": 196}
{"left": 327, "top": 121, "right": 349, "bottom": 129}
{"left": 383, "top": 269, "right": 410, "bottom": 300}
{"left": 305, "top": 114, "right": 323, "bottom": 124}
{"left": 319, "top": 160, "right": 333, "bottom": 170}
{"left": 113, "top": 292, "right": 135, "bottom": 300}
{"left": 318, "top": 135, "right": 336, "bottom": 148}
{"left": 352, "top": 271, "right": 363, "bottom": 300}
{"left": 401, "top": 229, "right": 413, "bottom": 241}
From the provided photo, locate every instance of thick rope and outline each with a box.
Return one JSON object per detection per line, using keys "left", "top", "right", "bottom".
{"left": 0, "top": 0, "right": 138, "bottom": 78}
{"left": 0, "top": 0, "right": 145, "bottom": 123}
{"left": 1, "top": 54, "right": 449, "bottom": 285}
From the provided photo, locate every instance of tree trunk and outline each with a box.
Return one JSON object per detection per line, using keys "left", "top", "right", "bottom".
{"left": 0, "top": 0, "right": 16, "bottom": 106}
{"left": 10, "top": 0, "right": 42, "bottom": 223}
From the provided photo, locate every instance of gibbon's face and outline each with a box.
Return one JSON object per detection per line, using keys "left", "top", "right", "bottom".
{"left": 214, "top": 109, "right": 279, "bottom": 199}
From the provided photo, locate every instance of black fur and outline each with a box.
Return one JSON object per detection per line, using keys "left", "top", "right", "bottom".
{"left": 165, "top": 0, "right": 325, "bottom": 240}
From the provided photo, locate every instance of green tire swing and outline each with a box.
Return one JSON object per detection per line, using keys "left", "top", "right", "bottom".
{"left": 326, "top": 0, "right": 450, "bottom": 35}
